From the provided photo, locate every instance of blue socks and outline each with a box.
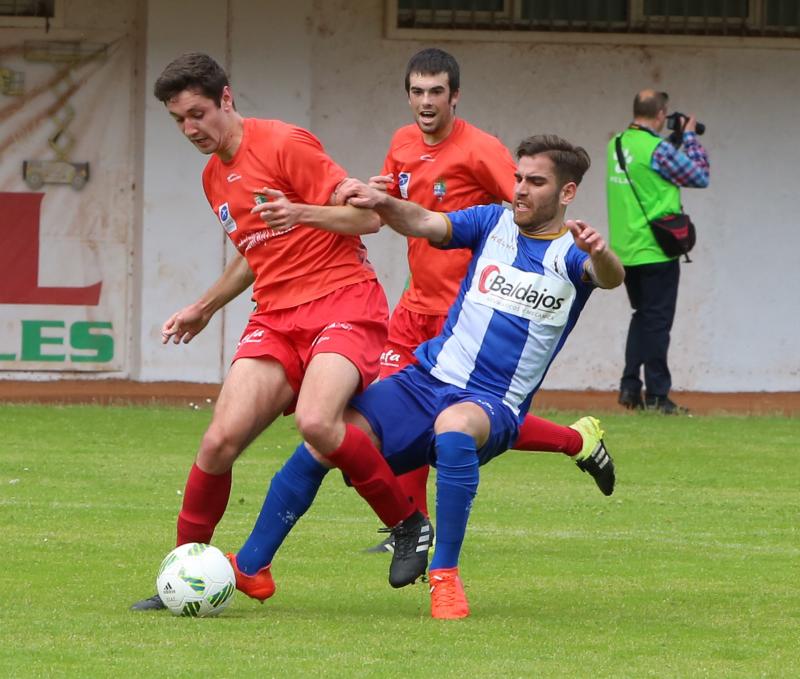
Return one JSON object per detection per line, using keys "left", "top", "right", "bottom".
{"left": 236, "top": 443, "right": 329, "bottom": 575}
{"left": 237, "top": 433, "right": 480, "bottom": 574}
{"left": 429, "top": 432, "right": 479, "bottom": 571}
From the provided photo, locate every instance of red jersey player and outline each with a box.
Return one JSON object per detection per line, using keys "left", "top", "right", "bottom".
{"left": 364, "top": 49, "right": 613, "bottom": 551}
{"left": 132, "top": 53, "right": 429, "bottom": 610}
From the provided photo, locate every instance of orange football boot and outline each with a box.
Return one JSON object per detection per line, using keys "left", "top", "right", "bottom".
{"left": 226, "top": 552, "right": 276, "bottom": 602}
{"left": 429, "top": 567, "right": 469, "bottom": 619}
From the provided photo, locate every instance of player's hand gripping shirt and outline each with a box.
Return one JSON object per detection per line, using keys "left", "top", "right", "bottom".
{"left": 382, "top": 119, "right": 515, "bottom": 315}
{"left": 415, "top": 204, "right": 594, "bottom": 419}
{"left": 202, "top": 118, "right": 376, "bottom": 312}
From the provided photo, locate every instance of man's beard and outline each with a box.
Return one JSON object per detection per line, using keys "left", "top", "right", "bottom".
{"left": 514, "top": 196, "right": 560, "bottom": 232}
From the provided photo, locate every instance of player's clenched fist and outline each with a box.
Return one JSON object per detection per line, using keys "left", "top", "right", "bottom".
{"left": 339, "top": 177, "right": 391, "bottom": 210}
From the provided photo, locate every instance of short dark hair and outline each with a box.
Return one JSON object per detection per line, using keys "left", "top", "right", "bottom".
{"left": 633, "top": 90, "right": 669, "bottom": 119}
{"left": 404, "top": 48, "right": 460, "bottom": 94}
{"left": 154, "top": 52, "right": 229, "bottom": 106}
{"left": 516, "top": 135, "right": 591, "bottom": 187}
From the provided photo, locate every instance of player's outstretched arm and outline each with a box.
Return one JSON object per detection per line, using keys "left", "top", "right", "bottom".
{"left": 343, "top": 176, "right": 449, "bottom": 242}
{"left": 250, "top": 187, "right": 381, "bottom": 235}
{"left": 568, "top": 219, "right": 625, "bottom": 290}
{"left": 161, "top": 253, "right": 254, "bottom": 345}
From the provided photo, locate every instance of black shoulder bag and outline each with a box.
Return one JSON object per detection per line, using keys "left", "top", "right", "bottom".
{"left": 614, "top": 135, "right": 695, "bottom": 262}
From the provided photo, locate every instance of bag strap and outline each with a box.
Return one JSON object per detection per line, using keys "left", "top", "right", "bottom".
{"left": 614, "top": 134, "right": 691, "bottom": 263}
{"left": 614, "top": 133, "right": 692, "bottom": 262}
{"left": 614, "top": 134, "right": 652, "bottom": 224}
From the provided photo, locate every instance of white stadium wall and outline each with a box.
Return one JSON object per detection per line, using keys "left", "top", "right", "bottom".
{"left": 1, "top": 0, "right": 798, "bottom": 392}
{"left": 305, "top": 2, "right": 800, "bottom": 393}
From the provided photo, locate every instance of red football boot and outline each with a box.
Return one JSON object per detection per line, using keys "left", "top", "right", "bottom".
{"left": 226, "top": 552, "right": 276, "bottom": 603}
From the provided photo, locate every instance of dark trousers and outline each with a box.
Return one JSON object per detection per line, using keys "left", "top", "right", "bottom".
{"left": 620, "top": 259, "right": 680, "bottom": 398}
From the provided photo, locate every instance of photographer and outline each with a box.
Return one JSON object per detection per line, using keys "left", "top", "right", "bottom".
{"left": 607, "top": 89, "right": 709, "bottom": 414}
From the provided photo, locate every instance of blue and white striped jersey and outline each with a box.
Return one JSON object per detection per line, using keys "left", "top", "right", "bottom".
{"left": 414, "top": 203, "right": 594, "bottom": 420}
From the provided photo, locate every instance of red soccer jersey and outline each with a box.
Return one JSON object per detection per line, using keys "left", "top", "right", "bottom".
{"left": 202, "top": 118, "right": 375, "bottom": 312}
{"left": 382, "top": 118, "right": 516, "bottom": 315}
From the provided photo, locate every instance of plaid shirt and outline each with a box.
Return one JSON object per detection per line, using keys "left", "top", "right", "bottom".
{"left": 651, "top": 131, "right": 710, "bottom": 188}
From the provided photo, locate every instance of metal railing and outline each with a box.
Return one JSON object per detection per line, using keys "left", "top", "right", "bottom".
{"left": 0, "top": 0, "right": 54, "bottom": 18}
{"left": 396, "top": 0, "right": 800, "bottom": 37}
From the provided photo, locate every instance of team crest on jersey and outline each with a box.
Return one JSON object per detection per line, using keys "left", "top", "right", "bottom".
{"left": 398, "top": 172, "right": 411, "bottom": 199}
{"left": 467, "top": 256, "right": 575, "bottom": 326}
{"left": 433, "top": 177, "right": 446, "bottom": 201}
{"left": 217, "top": 202, "right": 237, "bottom": 234}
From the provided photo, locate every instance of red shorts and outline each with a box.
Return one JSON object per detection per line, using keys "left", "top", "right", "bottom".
{"left": 233, "top": 279, "right": 388, "bottom": 400}
{"left": 379, "top": 305, "right": 447, "bottom": 378}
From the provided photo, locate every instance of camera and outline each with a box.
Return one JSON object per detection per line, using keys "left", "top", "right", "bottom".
{"left": 665, "top": 111, "right": 705, "bottom": 148}
{"left": 666, "top": 112, "right": 706, "bottom": 136}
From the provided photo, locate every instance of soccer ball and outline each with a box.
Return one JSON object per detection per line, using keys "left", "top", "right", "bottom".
{"left": 156, "top": 543, "right": 236, "bottom": 617}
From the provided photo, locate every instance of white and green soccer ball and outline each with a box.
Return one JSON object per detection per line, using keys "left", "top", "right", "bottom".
{"left": 156, "top": 543, "right": 236, "bottom": 617}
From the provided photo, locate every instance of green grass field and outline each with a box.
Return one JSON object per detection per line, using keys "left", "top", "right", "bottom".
{"left": 1, "top": 404, "right": 798, "bottom": 678}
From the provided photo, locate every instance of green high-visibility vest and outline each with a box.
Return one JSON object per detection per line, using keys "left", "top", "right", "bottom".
{"left": 606, "top": 128, "right": 681, "bottom": 266}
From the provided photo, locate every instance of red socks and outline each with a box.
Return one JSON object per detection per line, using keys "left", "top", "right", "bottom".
{"left": 176, "top": 424, "right": 416, "bottom": 544}
{"left": 176, "top": 463, "right": 232, "bottom": 545}
{"left": 513, "top": 414, "right": 582, "bottom": 456}
{"left": 327, "top": 424, "right": 413, "bottom": 527}
{"left": 396, "top": 466, "right": 430, "bottom": 518}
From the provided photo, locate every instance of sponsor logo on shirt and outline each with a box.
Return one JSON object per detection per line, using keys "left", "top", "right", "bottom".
{"left": 238, "top": 225, "right": 298, "bottom": 253}
{"left": 468, "top": 256, "right": 574, "bottom": 326}
{"left": 489, "top": 234, "right": 516, "bottom": 251}
{"left": 398, "top": 172, "right": 411, "bottom": 199}
{"left": 433, "top": 177, "right": 446, "bottom": 201}
{"left": 226, "top": 173, "right": 242, "bottom": 183}
{"left": 218, "top": 202, "right": 237, "bottom": 233}
{"left": 419, "top": 154, "right": 435, "bottom": 162}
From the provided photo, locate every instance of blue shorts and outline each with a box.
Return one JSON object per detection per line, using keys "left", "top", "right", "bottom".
{"left": 349, "top": 366, "right": 520, "bottom": 475}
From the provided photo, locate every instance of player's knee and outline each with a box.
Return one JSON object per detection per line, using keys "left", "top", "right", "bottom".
{"left": 434, "top": 410, "right": 471, "bottom": 434}
{"left": 435, "top": 406, "right": 488, "bottom": 444}
{"left": 294, "top": 411, "right": 340, "bottom": 454}
{"left": 198, "top": 425, "right": 241, "bottom": 470}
